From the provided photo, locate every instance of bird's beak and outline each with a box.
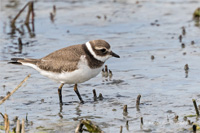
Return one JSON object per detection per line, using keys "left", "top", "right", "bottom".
{"left": 110, "top": 51, "right": 120, "bottom": 58}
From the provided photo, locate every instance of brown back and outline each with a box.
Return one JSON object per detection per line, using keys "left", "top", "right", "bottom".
{"left": 37, "top": 44, "right": 85, "bottom": 72}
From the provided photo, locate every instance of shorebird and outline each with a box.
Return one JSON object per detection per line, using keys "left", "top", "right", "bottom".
{"left": 9, "top": 40, "right": 120, "bottom": 105}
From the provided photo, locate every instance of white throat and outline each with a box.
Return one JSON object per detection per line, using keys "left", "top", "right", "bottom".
{"left": 86, "top": 41, "right": 111, "bottom": 62}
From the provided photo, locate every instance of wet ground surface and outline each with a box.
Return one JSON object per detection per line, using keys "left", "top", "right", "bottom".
{"left": 1, "top": 0, "right": 200, "bottom": 132}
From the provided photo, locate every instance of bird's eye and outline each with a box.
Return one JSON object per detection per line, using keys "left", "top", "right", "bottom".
{"left": 100, "top": 48, "right": 106, "bottom": 53}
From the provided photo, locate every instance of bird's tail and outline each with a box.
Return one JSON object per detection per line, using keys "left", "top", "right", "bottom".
{"left": 8, "top": 58, "right": 39, "bottom": 65}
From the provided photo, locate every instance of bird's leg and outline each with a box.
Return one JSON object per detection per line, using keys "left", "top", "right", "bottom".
{"left": 58, "top": 83, "right": 64, "bottom": 105}
{"left": 74, "top": 84, "right": 84, "bottom": 104}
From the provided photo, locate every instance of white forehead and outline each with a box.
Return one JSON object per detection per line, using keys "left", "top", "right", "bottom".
{"left": 86, "top": 41, "right": 112, "bottom": 62}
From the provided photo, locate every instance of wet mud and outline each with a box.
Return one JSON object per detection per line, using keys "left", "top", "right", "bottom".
{"left": 1, "top": 0, "right": 200, "bottom": 132}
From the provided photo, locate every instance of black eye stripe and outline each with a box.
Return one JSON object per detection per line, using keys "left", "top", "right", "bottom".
{"left": 100, "top": 48, "right": 106, "bottom": 53}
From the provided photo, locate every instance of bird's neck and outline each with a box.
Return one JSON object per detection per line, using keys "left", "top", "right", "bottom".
{"left": 82, "top": 44, "right": 104, "bottom": 69}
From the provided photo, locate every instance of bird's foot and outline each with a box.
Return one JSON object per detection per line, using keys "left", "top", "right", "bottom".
{"left": 80, "top": 100, "right": 84, "bottom": 104}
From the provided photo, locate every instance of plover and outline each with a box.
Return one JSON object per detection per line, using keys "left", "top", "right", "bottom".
{"left": 9, "top": 40, "right": 120, "bottom": 104}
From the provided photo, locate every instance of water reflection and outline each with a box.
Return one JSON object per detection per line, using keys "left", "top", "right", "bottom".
{"left": 9, "top": 18, "right": 35, "bottom": 38}
{"left": 8, "top": 2, "right": 35, "bottom": 38}
{"left": 75, "top": 104, "right": 82, "bottom": 116}
{"left": 58, "top": 104, "right": 63, "bottom": 119}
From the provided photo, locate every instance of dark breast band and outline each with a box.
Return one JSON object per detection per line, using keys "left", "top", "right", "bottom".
{"left": 82, "top": 44, "right": 104, "bottom": 69}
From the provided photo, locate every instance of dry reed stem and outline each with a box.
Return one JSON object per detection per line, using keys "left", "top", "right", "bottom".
{"left": 0, "top": 112, "right": 4, "bottom": 119}
{"left": 21, "top": 119, "right": 25, "bottom": 133}
{"left": 120, "top": 126, "right": 123, "bottom": 133}
{"left": 0, "top": 74, "right": 31, "bottom": 105}
{"left": 4, "top": 114, "right": 9, "bottom": 133}
{"left": 16, "top": 120, "right": 20, "bottom": 133}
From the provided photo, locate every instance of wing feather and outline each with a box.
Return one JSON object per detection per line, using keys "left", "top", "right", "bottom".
{"left": 37, "top": 44, "right": 85, "bottom": 73}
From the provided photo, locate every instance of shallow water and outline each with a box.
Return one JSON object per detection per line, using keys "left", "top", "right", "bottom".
{"left": 1, "top": 0, "right": 200, "bottom": 132}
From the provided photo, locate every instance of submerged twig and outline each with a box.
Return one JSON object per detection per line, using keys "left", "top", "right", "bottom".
{"left": 179, "top": 35, "right": 182, "bottom": 42}
{"left": 193, "top": 7, "right": 200, "bottom": 18}
{"left": 184, "top": 64, "right": 189, "bottom": 78}
{"left": 123, "top": 105, "right": 128, "bottom": 116}
{"left": 25, "top": 23, "right": 35, "bottom": 37}
{"left": 18, "top": 37, "right": 23, "bottom": 46}
{"left": 151, "top": 55, "right": 155, "bottom": 60}
{"left": 181, "top": 43, "right": 185, "bottom": 48}
{"left": 108, "top": 70, "right": 112, "bottom": 80}
{"left": 101, "top": 68, "right": 105, "bottom": 77}
{"left": 126, "top": 121, "right": 129, "bottom": 131}
{"left": 11, "top": 2, "right": 30, "bottom": 27}
{"left": 174, "top": 115, "right": 179, "bottom": 122}
{"left": 182, "top": 27, "right": 186, "bottom": 35}
{"left": 50, "top": 13, "right": 54, "bottom": 22}
{"left": 191, "top": 41, "right": 195, "bottom": 45}
{"left": 26, "top": 113, "right": 28, "bottom": 122}
{"left": 188, "top": 120, "right": 192, "bottom": 125}
{"left": 31, "top": 2, "right": 35, "bottom": 32}
{"left": 93, "top": 89, "right": 97, "bottom": 101}
{"left": 136, "top": 94, "right": 141, "bottom": 110}
{"left": 53, "top": 5, "right": 56, "bottom": 14}
{"left": 50, "top": 5, "right": 56, "bottom": 22}
{"left": 192, "top": 99, "right": 199, "bottom": 117}
{"left": 0, "top": 74, "right": 31, "bottom": 105}
{"left": 184, "top": 64, "right": 189, "bottom": 71}
{"left": 104, "top": 65, "right": 108, "bottom": 78}
{"left": 10, "top": 2, "right": 35, "bottom": 37}
{"left": 18, "top": 37, "right": 23, "bottom": 53}
{"left": 98, "top": 93, "right": 103, "bottom": 100}
{"left": 141, "top": 117, "right": 143, "bottom": 125}
{"left": 123, "top": 105, "right": 127, "bottom": 113}
{"left": 120, "top": 126, "right": 123, "bottom": 133}
{"left": 25, "top": 2, "right": 34, "bottom": 25}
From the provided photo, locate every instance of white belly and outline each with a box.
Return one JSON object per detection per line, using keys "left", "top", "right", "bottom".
{"left": 22, "top": 55, "right": 103, "bottom": 84}
{"left": 39, "top": 65, "right": 102, "bottom": 84}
